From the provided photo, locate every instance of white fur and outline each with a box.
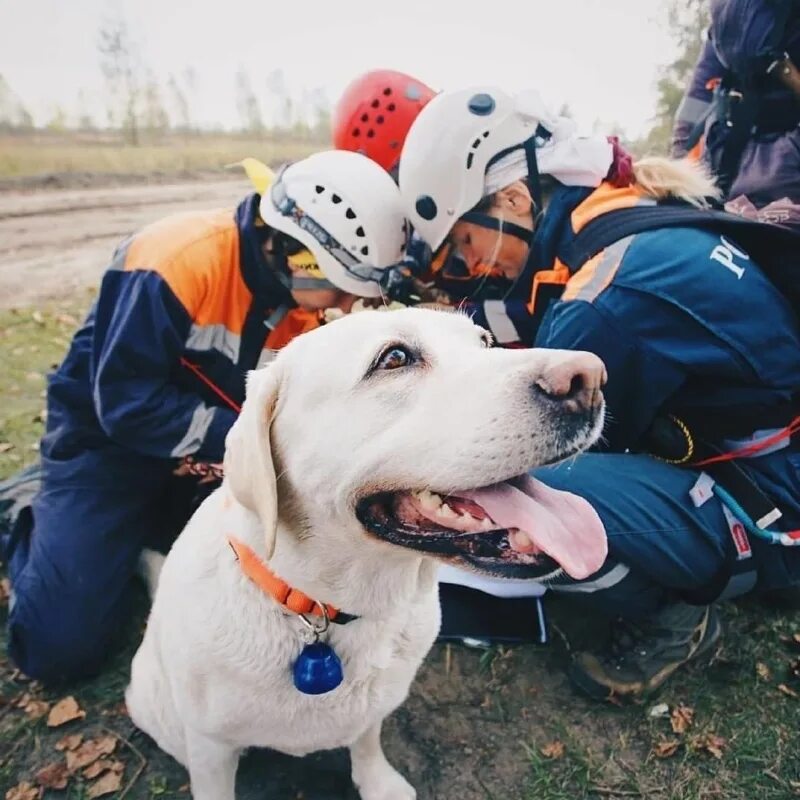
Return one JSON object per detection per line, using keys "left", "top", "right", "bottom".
{"left": 126, "top": 308, "right": 603, "bottom": 800}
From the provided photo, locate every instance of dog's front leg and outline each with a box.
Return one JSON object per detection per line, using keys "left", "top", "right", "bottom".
{"left": 350, "top": 721, "right": 416, "bottom": 800}
{"left": 185, "top": 728, "right": 239, "bottom": 800}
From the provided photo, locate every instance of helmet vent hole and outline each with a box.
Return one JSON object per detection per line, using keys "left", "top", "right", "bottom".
{"left": 415, "top": 195, "right": 437, "bottom": 221}
{"left": 383, "top": 87, "right": 392, "bottom": 96}
{"left": 331, "top": 193, "right": 342, "bottom": 204}
{"left": 361, "top": 113, "right": 369, "bottom": 122}
{"left": 355, "top": 226, "right": 365, "bottom": 237}
{"left": 387, "top": 103, "right": 396, "bottom": 112}
{"left": 315, "top": 185, "right": 324, "bottom": 194}
{"left": 345, "top": 207, "right": 356, "bottom": 219}
{"left": 360, "top": 245, "right": 369, "bottom": 256}
{"left": 482, "top": 130, "right": 490, "bottom": 138}
{"left": 466, "top": 152, "right": 475, "bottom": 170}
{"left": 367, "top": 129, "right": 375, "bottom": 138}
{"left": 352, "top": 128, "right": 360, "bottom": 137}
{"left": 472, "top": 138, "right": 481, "bottom": 148}
{"left": 371, "top": 99, "right": 380, "bottom": 109}
{"left": 376, "top": 115, "right": 384, "bottom": 124}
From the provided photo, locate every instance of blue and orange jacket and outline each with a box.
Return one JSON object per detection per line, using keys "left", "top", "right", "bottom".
{"left": 41, "top": 194, "right": 320, "bottom": 465}
{"left": 533, "top": 182, "right": 800, "bottom": 521}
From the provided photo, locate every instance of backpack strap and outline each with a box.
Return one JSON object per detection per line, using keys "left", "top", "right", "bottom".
{"left": 557, "top": 204, "right": 797, "bottom": 272}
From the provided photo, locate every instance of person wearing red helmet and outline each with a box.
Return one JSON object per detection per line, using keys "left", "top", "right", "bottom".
{"left": 333, "top": 69, "right": 436, "bottom": 176}
{"left": 334, "top": 71, "right": 516, "bottom": 325}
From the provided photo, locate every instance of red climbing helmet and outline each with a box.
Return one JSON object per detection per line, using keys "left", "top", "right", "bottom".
{"left": 332, "top": 69, "right": 436, "bottom": 173}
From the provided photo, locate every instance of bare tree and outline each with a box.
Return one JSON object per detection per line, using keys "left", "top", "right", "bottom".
{"left": 308, "top": 87, "right": 331, "bottom": 140}
{"left": 167, "top": 74, "right": 191, "bottom": 132}
{"left": 235, "top": 68, "right": 264, "bottom": 134}
{"left": 75, "top": 89, "right": 95, "bottom": 130}
{"left": 98, "top": 14, "right": 142, "bottom": 144}
{"left": 0, "top": 74, "right": 33, "bottom": 131}
{"left": 264, "top": 69, "right": 289, "bottom": 130}
{"left": 142, "top": 72, "right": 169, "bottom": 135}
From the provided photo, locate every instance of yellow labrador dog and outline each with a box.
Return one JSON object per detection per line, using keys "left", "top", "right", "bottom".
{"left": 126, "top": 308, "right": 608, "bottom": 800}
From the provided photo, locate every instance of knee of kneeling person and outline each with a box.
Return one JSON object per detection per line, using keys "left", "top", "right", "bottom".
{"left": 7, "top": 594, "right": 115, "bottom": 683}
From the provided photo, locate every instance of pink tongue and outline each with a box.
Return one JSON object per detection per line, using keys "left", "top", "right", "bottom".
{"left": 460, "top": 476, "right": 607, "bottom": 579}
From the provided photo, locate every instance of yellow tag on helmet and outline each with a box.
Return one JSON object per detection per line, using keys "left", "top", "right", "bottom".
{"left": 287, "top": 249, "right": 325, "bottom": 279}
{"left": 231, "top": 157, "right": 276, "bottom": 195}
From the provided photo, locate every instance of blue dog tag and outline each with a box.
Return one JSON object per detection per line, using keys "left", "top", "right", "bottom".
{"left": 293, "top": 641, "right": 343, "bottom": 695}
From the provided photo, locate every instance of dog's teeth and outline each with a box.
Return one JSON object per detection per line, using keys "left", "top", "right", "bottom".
{"left": 479, "top": 517, "right": 494, "bottom": 531}
{"left": 416, "top": 490, "right": 443, "bottom": 511}
{"left": 438, "top": 503, "right": 457, "bottom": 519}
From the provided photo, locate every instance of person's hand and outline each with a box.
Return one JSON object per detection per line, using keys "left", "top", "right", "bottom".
{"left": 173, "top": 456, "right": 224, "bottom": 483}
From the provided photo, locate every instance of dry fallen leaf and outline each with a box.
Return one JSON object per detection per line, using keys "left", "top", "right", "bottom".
{"left": 31, "top": 311, "right": 44, "bottom": 325}
{"left": 670, "top": 704, "right": 694, "bottom": 734}
{"left": 652, "top": 738, "right": 681, "bottom": 759}
{"left": 0, "top": 442, "right": 13, "bottom": 453}
{"left": 756, "top": 662, "right": 772, "bottom": 681}
{"left": 540, "top": 740, "right": 565, "bottom": 759}
{"left": 47, "top": 696, "right": 86, "bottom": 727}
{"left": 55, "top": 733, "right": 83, "bottom": 752}
{"left": 778, "top": 683, "right": 799, "bottom": 699}
{"left": 86, "top": 769, "right": 123, "bottom": 798}
{"left": 4, "top": 781, "right": 40, "bottom": 800}
{"left": 83, "top": 758, "right": 124, "bottom": 780}
{"left": 23, "top": 699, "right": 50, "bottom": 720}
{"left": 66, "top": 736, "right": 117, "bottom": 772}
{"left": 34, "top": 761, "right": 70, "bottom": 790}
{"left": 690, "top": 732, "right": 727, "bottom": 759}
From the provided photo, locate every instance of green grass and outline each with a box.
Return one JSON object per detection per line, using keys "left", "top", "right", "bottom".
{"left": 0, "top": 302, "right": 92, "bottom": 480}
{"left": 0, "top": 132, "right": 322, "bottom": 180}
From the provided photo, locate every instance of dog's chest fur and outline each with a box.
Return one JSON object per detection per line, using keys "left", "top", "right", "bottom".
{"left": 127, "top": 493, "right": 440, "bottom": 761}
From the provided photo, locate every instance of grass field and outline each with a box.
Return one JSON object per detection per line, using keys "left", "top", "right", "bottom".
{"left": 0, "top": 131, "right": 323, "bottom": 184}
{"left": 2, "top": 303, "right": 800, "bottom": 799}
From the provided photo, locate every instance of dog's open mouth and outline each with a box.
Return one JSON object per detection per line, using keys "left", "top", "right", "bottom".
{"left": 356, "top": 475, "right": 607, "bottom": 580}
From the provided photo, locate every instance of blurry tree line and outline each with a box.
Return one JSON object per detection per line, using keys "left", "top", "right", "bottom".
{"left": 2, "top": 2, "right": 708, "bottom": 150}
{"left": 0, "top": 14, "right": 331, "bottom": 143}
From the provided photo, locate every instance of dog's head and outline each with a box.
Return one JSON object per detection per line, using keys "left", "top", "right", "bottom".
{"left": 224, "top": 308, "right": 608, "bottom": 582}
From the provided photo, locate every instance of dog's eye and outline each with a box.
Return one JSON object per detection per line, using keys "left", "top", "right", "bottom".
{"left": 376, "top": 345, "right": 413, "bottom": 371}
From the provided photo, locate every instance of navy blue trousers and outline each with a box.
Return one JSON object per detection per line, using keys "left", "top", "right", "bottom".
{"left": 534, "top": 452, "right": 800, "bottom": 617}
{"left": 6, "top": 451, "right": 206, "bottom": 682}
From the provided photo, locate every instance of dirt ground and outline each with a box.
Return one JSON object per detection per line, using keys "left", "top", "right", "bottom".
{"left": 0, "top": 178, "right": 247, "bottom": 310}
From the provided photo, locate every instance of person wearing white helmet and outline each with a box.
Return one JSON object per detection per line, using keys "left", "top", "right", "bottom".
{"left": 399, "top": 85, "right": 800, "bottom": 702}
{"left": 260, "top": 149, "right": 408, "bottom": 307}
{"left": 0, "top": 149, "right": 409, "bottom": 683}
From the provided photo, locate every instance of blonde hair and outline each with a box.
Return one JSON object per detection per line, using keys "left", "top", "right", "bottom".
{"left": 631, "top": 156, "right": 720, "bottom": 207}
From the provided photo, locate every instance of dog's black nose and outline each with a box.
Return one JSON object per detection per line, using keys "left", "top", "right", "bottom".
{"left": 533, "top": 351, "right": 606, "bottom": 414}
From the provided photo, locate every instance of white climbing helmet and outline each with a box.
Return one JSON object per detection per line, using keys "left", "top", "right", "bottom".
{"left": 260, "top": 150, "right": 409, "bottom": 298}
{"left": 399, "top": 86, "right": 613, "bottom": 251}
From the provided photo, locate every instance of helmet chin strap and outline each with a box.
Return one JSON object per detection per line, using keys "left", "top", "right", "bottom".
{"left": 459, "top": 211, "right": 533, "bottom": 243}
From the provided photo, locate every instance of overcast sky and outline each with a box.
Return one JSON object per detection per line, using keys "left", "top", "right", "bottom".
{"left": 0, "top": 0, "right": 680, "bottom": 137}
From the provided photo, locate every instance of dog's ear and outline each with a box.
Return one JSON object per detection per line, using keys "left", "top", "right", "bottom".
{"left": 224, "top": 365, "right": 281, "bottom": 558}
